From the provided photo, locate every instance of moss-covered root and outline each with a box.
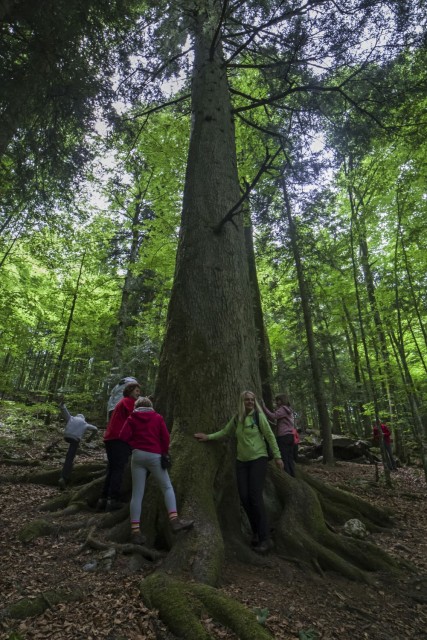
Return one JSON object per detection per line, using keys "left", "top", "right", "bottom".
{"left": 40, "top": 476, "right": 106, "bottom": 514}
{"left": 301, "top": 470, "right": 393, "bottom": 530}
{"left": 18, "top": 519, "right": 57, "bottom": 543}
{"left": 22, "top": 463, "right": 105, "bottom": 487}
{"left": 140, "top": 573, "right": 273, "bottom": 640}
{"left": 0, "top": 587, "right": 85, "bottom": 620}
{"left": 272, "top": 471, "right": 404, "bottom": 582}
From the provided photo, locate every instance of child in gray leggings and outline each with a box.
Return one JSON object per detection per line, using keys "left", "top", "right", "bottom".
{"left": 119, "top": 396, "right": 194, "bottom": 544}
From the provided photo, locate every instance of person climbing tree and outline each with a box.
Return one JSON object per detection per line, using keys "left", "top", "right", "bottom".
{"left": 58, "top": 403, "right": 98, "bottom": 490}
{"left": 119, "top": 396, "right": 194, "bottom": 544}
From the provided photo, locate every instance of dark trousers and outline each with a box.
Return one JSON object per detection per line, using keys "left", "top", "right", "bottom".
{"left": 101, "top": 439, "right": 131, "bottom": 500}
{"left": 61, "top": 438, "right": 79, "bottom": 481}
{"left": 277, "top": 434, "right": 296, "bottom": 477}
{"left": 236, "top": 457, "right": 268, "bottom": 542}
{"left": 384, "top": 442, "right": 396, "bottom": 470}
{"left": 293, "top": 443, "right": 299, "bottom": 462}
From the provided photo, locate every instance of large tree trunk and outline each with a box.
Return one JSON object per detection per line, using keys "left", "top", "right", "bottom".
{"left": 244, "top": 222, "right": 274, "bottom": 408}
{"left": 153, "top": 9, "right": 260, "bottom": 585}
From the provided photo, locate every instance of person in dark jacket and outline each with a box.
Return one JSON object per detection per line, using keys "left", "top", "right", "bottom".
{"left": 58, "top": 403, "right": 98, "bottom": 490}
{"left": 107, "top": 376, "right": 138, "bottom": 419}
{"left": 119, "top": 396, "right": 194, "bottom": 544}
{"left": 97, "top": 382, "right": 141, "bottom": 511}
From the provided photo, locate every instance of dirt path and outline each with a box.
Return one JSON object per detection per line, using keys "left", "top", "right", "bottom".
{"left": 1, "top": 454, "right": 426, "bottom": 639}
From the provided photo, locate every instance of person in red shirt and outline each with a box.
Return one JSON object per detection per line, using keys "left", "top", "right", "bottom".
{"left": 119, "top": 396, "right": 194, "bottom": 544}
{"left": 97, "top": 382, "right": 141, "bottom": 511}
{"left": 373, "top": 420, "right": 397, "bottom": 470}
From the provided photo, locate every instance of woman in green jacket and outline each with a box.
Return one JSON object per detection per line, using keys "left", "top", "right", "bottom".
{"left": 194, "top": 390, "right": 283, "bottom": 553}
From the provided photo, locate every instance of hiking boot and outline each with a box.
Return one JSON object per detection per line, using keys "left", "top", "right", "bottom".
{"left": 170, "top": 517, "right": 194, "bottom": 533}
{"left": 253, "top": 539, "right": 270, "bottom": 554}
{"left": 105, "top": 499, "right": 125, "bottom": 512}
{"left": 95, "top": 498, "right": 107, "bottom": 512}
{"left": 130, "top": 531, "right": 147, "bottom": 545}
{"left": 58, "top": 477, "right": 67, "bottom": 491}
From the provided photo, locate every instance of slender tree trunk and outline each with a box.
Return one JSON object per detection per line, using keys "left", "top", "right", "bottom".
{"left": 110, "top": 191, "right": 143, "bottom": 371}
{"left": 342, "top": 303, "right": 371, "bottom": 437}
{"left": 347, "top": 184, "right": 391, "bottom": 485}
{"left": 48, "top": 251, "right": 86, "bottom": 396}
{"left": 281, "top": 178, "right": 334, "bottom": 464}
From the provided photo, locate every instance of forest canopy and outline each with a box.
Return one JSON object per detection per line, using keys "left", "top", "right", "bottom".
{"left": 1, "top": 1, "right": 427, "bottom": 461}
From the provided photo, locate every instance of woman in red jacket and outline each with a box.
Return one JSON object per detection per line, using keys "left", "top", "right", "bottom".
{"left": 98, "top": 382, "right": 141, "bottom": 511}
{"left": 119, "top": 396, "right": 194, "bottom": 544}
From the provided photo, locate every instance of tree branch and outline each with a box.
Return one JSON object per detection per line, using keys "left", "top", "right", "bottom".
{"left": 209, "top": 0, "right": 229, "bottom": 61}
{"left": 124, "top": 93, "right": 191, "bottom": 121}
{"left": 214, "top": 147, "right": 281, "bottom": 234}
{"left": 235, "top": 112, "right": 286, "bottom": 140}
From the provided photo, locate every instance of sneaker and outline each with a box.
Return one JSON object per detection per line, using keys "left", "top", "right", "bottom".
{"left": 95, "top": 498, "right": 107, "bottom": 512}
{"left": 253, "top": 539, "right": 270, "bottom": 554}
{"left": 170, "top": 517, "right": 194, "bottom": 533}
{"left": 130, "top": 531, "right": 147, "bottom": 545}
{"left": 105, "top": 499, "right": 125, "bottom": 512}
{"left": 58, "top": 477, "right": 67, "bottom": 491}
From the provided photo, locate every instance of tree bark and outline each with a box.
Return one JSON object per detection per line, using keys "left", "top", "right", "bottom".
{"left": 281, "top": 177, "right": 334, "bottom": 464}
{"left": 154, "top": 8, "right": 260, "bottom": 584}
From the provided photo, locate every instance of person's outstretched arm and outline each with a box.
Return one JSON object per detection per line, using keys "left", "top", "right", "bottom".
{"left": 59, "top": 403, "right": 71, "bottom": 423}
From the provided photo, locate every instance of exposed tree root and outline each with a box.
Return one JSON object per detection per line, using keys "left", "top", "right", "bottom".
{"left": 269, "top": 467, "right": 410, "bottom": 582}
{"left": 0, "top": 587, "right": 85, "bottom": 620}
{"left": 18, "top": 463, "right": 105, "bottom": 487}
{"left": 80, "top": 525, "right": 164, "bottom": 561}
{"left": 140, "top": 572, "right": 273, "bottom": 640}
{"left": 24, "top": 457, "right": 412, "bottom": 589}
{"left": 0, "top": 457, "right": 41, "bottom": 467}
{"left": 300, "top": 469, "right": 393, "bottom": 530}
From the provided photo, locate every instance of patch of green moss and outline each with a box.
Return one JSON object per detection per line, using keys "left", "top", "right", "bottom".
{"left": 18, "top": 519, "right": 54, "bottom": 543}
{"left": 1, "top": 589, "right": 84, "bottom": 620}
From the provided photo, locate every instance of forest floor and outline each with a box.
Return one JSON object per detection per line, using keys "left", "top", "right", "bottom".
{"left": 0, "top": 413, "right": 427, "bottom": 640}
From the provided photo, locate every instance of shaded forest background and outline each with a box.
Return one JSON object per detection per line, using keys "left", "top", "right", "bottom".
{"left": 1, "top": 0, "right": 427, "bottom": 467}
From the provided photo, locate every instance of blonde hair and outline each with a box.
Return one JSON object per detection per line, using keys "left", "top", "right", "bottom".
{"left": 135, "top": 396, "right": 153, "bottom": 408}
{"left": 237, "top": 390, "right": 262, "bottom": 423}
